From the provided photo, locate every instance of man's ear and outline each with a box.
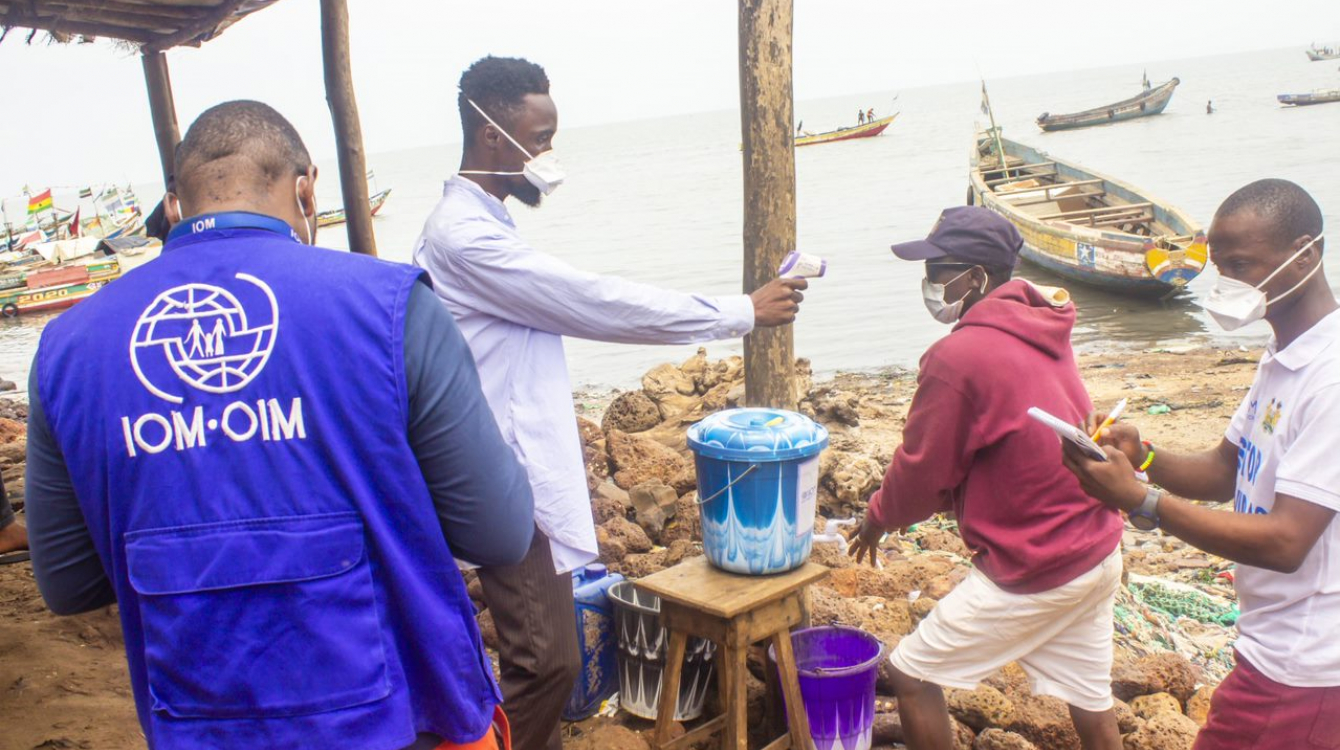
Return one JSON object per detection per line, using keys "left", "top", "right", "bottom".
{"left": 165, "top": 192, "right": 182, "bottom": 224}
{"left": 300, "top": 166, "right": 318, "bottom": 218}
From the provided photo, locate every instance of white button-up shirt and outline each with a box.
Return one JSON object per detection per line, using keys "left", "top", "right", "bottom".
{"left": 413, "top": 176, "right": 755, "bottom": 573}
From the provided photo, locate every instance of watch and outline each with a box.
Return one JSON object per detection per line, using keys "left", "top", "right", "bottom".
{"left": 1128, "top": 487, "right": 1162, "bottom": 531}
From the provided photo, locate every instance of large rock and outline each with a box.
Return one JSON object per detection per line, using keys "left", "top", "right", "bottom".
{"left": 826, "top": 555, "right": 956, "bottom": 601}
{"left": 599, "top": 515, "right": 653, "bottom": 555}
{"left": 948, "top": 685, "right": 1015, "bottom": 731}
{"left": 983, "top": 662, "right": 1033, "bottom": 701}
{"left": 629, "top": 483, "right": 678, "bottom": 540}
{"left": 924, "top": 567, "right": 971, "bottom": 600}
{"left": 607, "top": 429, "right": 696, "bottom": 493}
{"left": 0, "top": 417, "right": 24, "bottom": 444}
{"left": 820, "top": 450, "right": 885, "bottom": 507}
{"left": 1186, "top": 685, "right": 1214, "bottom": 727}
{"left": 642, "top": 362, "right": 700, "bottom": 421}
{"left": 919, "top": 526, "right": 971, "bottom": 557}
{"left": 591, "top": 483, "right": 631, "bottom": 524}
{"left": 1006, "top": 695, "right": 1081, "bottom": 750}
{"left": 1114, "top": 699, "right": 1140, "bottom": 733}
{"left": 809, "top": 588, "right": 912, "bottom": 656}
{"left": 976, "top": 728, "right": 1039, "bottom": 750}
{"left": 1131, "top": 692, "right": 1183, "bottom": 719}
{"left": 1113, "top": 653, "right": 1199, "bottom": 704}
{"left": 602, "top": 390, "right": 662, "bottom": 434}
{"left": 657, "top": 492, "right": 703, "bottom": 546}
{"left": 476, "top": 609, "right": 498, "bottom": 650}
{"left": 576, "top": 416, "right": 602, "bottom": 447}
{"left": 565, "top": 723, "right": 650, "bottom": 750}
{"left": 1121, "top": 711, "right": 1199, "bottom": 750}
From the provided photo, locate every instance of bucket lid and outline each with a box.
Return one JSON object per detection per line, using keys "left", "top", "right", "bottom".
{"left": 686, "top": 408, "right": 829, "bottom": 462}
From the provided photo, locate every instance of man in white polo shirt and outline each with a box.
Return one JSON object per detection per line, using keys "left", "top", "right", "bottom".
{"left": 1063, "top": 178, "right": 1339, "bottom": 750}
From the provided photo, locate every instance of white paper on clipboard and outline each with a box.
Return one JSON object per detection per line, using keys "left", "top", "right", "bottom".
{"left": 1027, "top": 407, "right": 1109, "bottom": 462}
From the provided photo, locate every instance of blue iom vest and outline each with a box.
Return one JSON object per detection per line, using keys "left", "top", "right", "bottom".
{"left": 36, "top": 214, "right": 500, "bottom": 749}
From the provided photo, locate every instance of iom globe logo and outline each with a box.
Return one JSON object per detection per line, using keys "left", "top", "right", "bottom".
{"left": 130, "top": 273, "right": 279, "bottom": 404}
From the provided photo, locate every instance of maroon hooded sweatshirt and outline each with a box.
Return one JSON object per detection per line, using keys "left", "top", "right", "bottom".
{"left": 866, "top": 279, "right": 1122, "bottom": 594}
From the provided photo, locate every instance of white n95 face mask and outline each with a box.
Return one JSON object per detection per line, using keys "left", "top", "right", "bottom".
{"left": 459, "top": 99, "right": 565, "bottom": 195}
{"left": 1202, "top": 233, "right": 1325, "bottom": 331}
{"left": 922, "top": 267, "right": 983, "bottom": 324}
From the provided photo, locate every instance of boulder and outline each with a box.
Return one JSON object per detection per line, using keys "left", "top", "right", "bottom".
{"left": 1114, "top": 699, "right": 1140, "bottom": 733}
{"left": 1113, "top": 653, "right": 1199, "bottom": 704}
{"left": 599, "top": 515, "right": 653, "bottom": 555}
{"left": 564, "top": 723, "right": 650, "bottom": 750}
{"left": 0, "top": 418, "right": 25, "bottom": 445}
{"left": 592, "top": 483, "right": 632, "bottom": 524}
{"left": 983, "top": 662, "right": 1033, "bottom": 701}
{"left": 809, "top": 588, "right": 912, "bottom": 654}
{"left": 607, "top": 429, "right": 695, "bottom": 493}
{"left": 975, "top": 728, "right": 1039, "bottom": 750}
{"left": 1186, "top": 685, "right": 1214, "bottom": 727}
{"left": 955, "top": 719, "right": 977, "bottom": 750}
{"left": 476, "top": 609, "right": 498, "bottom": 650}
{"left": 630, "top": 483, "right": 678, "bottom": 539}
{"left": 924, "top": 567, "right": 971, "bottom": 600}
{"left": 1121, "top": 711, "right": 1199, "bottom": 750}
{"left": 576, "top": 416, "right": 602, "bottom": 447}
{"left": 820, "top": 450, "right": 885, "bottom": 507}
{"left": 601, "top": 390, "right": 662, "bottom": 434}
{"left": 657, "top": 492, "right": 703, "bottom": 546}
{"left": 911, "top": 595, "right": 938, "bottom": 623}
{"left": 642, "top": 362, "right": 700, "bottom": 420}
{"left": 1006, "top": 695, "right": 1081, "bottom": 750}
{"left": 620, "top": 550, "right": 670, "bottom": 579}
{"left": 1130, "top": 692, "right": 1183, "bottom": 719}
{"left": 918, "top": 526, "right": 971, "bottom": 557}
{"left": 585, "top": 444, "right": 609, "bottom": 490}
{"left": 0, "top": 378, "right": 15, "bottom": 392}
{"left": 948, "top": 685, "right": 1015, "bottom": 731}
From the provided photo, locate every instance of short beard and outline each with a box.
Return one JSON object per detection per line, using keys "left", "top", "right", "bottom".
{"left": 512, "top": 179, "right": 543, "bottom": 208}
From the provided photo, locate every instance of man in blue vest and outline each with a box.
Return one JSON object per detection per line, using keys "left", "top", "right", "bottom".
{"left": 25, "top": 100, "right": 532, "bottom": 750}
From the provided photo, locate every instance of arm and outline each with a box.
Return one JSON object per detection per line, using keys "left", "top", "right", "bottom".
{"left": 403, "top": 282, "right": 535, "bottom": 567}
{"left": 1089, "top": 417, "right": 1238, "bottom": 503}
{"left": 25, "top": 365, "right": 116, "bottom": 615}
{"left": 1062, "top": 444, "right": 1332, "bottom": 573}
{"left": 418, "top": 228, "right": 802, "bottom": 344}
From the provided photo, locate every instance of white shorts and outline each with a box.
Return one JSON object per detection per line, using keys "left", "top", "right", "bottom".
{"left": 889, "top": 546, "right": 1122, "bottom": 712}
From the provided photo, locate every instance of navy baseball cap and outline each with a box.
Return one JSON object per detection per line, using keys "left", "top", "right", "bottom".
{"left": 891, "top": 206, "right": 1023, "bottom": 269}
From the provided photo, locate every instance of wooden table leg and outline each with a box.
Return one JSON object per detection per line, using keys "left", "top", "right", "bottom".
{"left": 655, "top": 631, "right": 689, "bottom": 747}
{"left": 727, "top": 643, "right": 750, "bottom": 749}
{"left": 772, "top": 632, "right": 812, "bottom": 750}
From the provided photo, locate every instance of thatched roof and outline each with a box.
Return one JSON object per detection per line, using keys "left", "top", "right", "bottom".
{"left": 0, "top": 0, "right": 281, "bottom": 50}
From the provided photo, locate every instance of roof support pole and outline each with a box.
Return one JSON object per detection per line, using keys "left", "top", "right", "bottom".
{"left": 738, "top": 0, "right": 797, "bottom": 409}
{"left": 141, "top": 50, "right": 180, "bottom": 192}
{"left": 319, "top": 0, "right": 376, "bottom": 256}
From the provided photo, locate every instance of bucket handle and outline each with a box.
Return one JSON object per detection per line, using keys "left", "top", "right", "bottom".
{"left": 696, "top": 464, "right": 759, "bottom": 505}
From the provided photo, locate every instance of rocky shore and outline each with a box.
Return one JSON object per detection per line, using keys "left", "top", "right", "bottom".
{"left": 0, "top": 346, "right": 1260, "bottom": 750}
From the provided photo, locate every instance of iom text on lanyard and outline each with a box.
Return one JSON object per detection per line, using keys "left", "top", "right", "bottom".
{"left": 167, "top": 212, "right": 301, "bottom": 244}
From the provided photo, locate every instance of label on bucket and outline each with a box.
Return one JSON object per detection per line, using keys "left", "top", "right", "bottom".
{"left": 797, "top": 456, "right": 819, "bottom": 537}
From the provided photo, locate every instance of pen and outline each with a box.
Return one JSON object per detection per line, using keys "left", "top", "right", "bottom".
{"left": 1090, "top": 398, "right": 1128, "bottom": 441}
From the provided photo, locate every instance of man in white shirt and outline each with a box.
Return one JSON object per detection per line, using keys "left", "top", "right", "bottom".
{"left": 413, "top": 56, "right": 807, "bottom": 750}
{"left": 1062, "top": 179, "right": 1340, "bottom": 750}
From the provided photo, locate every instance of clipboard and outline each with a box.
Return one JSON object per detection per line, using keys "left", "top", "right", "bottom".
{"left": 1027, "top": 407, "right": 1109, "bottom": 462}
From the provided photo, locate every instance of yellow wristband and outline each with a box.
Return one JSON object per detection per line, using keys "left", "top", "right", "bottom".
{"left": 1138, "top": 443, "right": 1155, "bottom": 473}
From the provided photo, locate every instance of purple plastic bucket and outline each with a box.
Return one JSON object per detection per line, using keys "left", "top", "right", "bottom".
{"left": 769, "top": 626, "right": 886, "bottom": 750}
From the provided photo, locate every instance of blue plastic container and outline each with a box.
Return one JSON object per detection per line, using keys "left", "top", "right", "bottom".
{"left": 686, "top": 408, "right": 829, "bottom": 575}
{"left": 563, "top": 564, "right": 624, "bottom": 721}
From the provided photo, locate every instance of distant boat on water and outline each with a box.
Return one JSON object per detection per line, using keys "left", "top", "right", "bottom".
{"left": 967, "top": 128, "right": 1205, "bottom": 297}
{"left": 1036, "top": 78, "right": 1179, "bottom": 132}
{"left": 1305, "top": 45, "right": 1339, "bottom": 61}
{"left": 794, "top": 113, "right": 897, "bottom": 147}
{"left": 316, "top": 187, "right": 392, "bottom": 229}
{"left": 1277, "top": 89, "right": 1340, "bottom": 107}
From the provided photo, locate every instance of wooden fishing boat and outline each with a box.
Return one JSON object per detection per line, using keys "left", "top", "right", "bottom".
{"left": 0, "top": 264, "right": 116, "bottom": 318}
{"left": 968, "top": 129, "right": 1205, "bottom": 296}
{"left": 317, "top": 187, "right": 392, "bottom": 228}
{"left": 1277, "top": 90, "right": 1340, "bottom": 107}
{"left": 1036, "top": 78, "right": 1179, "bottom": 132}
{"left": 1305, "top": 47, "right": 1340, "bottom": 62}
{"left": 794, "top": 113, "right": 897, "bottom": 147}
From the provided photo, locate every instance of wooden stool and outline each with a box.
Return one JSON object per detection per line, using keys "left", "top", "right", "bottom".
{"left": 635, "top": 557, "right": 829, "bottom": 750}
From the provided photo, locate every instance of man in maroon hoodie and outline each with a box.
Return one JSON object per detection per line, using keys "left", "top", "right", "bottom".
{"left": 849, "top": 207, "right": 1125, "bottom": 750}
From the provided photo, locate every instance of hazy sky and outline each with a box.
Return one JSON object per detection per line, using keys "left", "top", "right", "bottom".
{"left": 1, "top": 0, "right": 1336, "bottom": 196}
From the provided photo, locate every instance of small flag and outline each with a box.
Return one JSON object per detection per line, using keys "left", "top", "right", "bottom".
{"left": 79, "top": 187, "right": 93, "bottom": 199}
{"left": 27, "top": 189, "right": 53, "bottom": 215}
{"left": 68, "top": 208, "right": 81, "bottom": 238}
{"left": 980, "top": 82, "right": 991, "bottom": 116}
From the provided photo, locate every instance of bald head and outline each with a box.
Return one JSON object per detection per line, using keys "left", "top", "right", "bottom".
{"left": 174, "top": 100, "right": 312, "bottom": 208}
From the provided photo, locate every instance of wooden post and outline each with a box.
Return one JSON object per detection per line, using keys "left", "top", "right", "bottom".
{"left": 141, "top": 51, "right": 180, "bottom": 192}
{"left": 319, "top": 0, "right": 377, "bottom": 256}
{"left": 738, "top": 0, "right": 797, "bottom": 409}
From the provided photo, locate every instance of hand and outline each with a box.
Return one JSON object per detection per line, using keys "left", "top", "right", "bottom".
{"left": 1060, "top": 441, "right": 1148, "bottom": 513}
{"left": 1083, "top": 411, "right": 1144, "bottom": 466}
{"left": 751, "top": 277, "right": 808, "bottom": 327}
{"left": 847, "top": 518, "right": 885, "bottom": 568}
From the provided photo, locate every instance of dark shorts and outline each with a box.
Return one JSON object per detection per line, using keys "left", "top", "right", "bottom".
{"left": 1193, "top": 652, "right": 1340, "bottom": 750}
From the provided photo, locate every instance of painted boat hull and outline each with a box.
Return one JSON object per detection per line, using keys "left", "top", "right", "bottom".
{"left": 317, "top": 188, "right": 392, "bottom": 228}
{"left": 968, "top": 134, "right": 1204, "bottom": 297}
{"left": 1037, "top": 79, "right": 1179, "bottom": 132}
{"left": 1306, "top": 50, "right": 1340, "bottom": 61}
{"left": 0, "top": 277, "right": 113, "bottom": 317}
{"left": 1277, "top": 90, "right": 1340, "bottom": 106}
{"left": 794, "top": 114, "right": 897, "bottom": 147}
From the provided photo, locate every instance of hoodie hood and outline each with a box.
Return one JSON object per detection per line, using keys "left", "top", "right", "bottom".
{"left": 954, "top": 279, "right": 1076, "bottom": 359}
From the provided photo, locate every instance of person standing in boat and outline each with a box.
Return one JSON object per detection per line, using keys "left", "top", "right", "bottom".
{"left": 858, "top": 108, "right": 865, "bottom": 124}
{"left": 867, "top": 107, "right": 875, "bottom": 122}
{"left": 1207, "top": 100, "right": 1215, "bottom": 115}
{"left": 413, "top": 55, "right": 807, "bottom": 750}
{"left": 1063, "top": 179, "right": 1339, "bottom": 750}
{"left": 849, "top": 206, "right": 1126, "bottom": 750}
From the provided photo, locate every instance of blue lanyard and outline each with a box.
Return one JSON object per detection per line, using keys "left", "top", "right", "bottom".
{"left": 167, "top": 211, "right": 300, "bottom": 244}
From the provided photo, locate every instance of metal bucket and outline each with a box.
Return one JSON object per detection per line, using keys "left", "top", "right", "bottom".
{"left": 609, "top": 581, "right": 716, "bottom": 721}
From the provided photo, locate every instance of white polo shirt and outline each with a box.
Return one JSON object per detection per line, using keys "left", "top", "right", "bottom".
{"left": 1225, "top": 308, "right": 1340, "bottom": 688}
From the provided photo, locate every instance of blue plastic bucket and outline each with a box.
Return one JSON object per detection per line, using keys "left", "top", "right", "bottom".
{"left": 563, "top": 564, "right": 623, "bottom": 720}
{"left": 769, "top": 626, "right": 887, "bottom": 750}
{"left": 686, "top": 408, "right": 828, "bottom": 575}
